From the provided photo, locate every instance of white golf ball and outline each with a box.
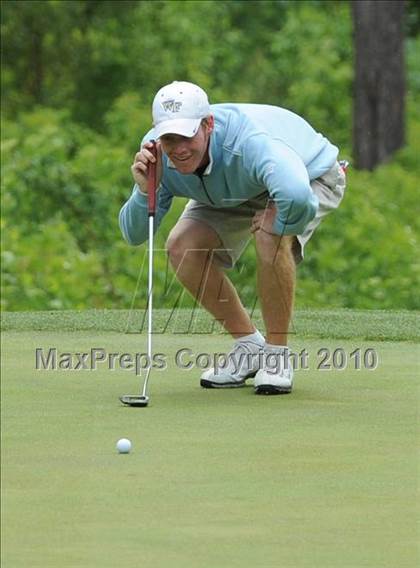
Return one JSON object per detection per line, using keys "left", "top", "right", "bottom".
{"left": 116, "top": 438, "right": 132, "bottom": 454}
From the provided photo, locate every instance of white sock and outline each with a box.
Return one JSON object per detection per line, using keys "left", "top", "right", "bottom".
{"left": 264, "top": 344, "right": 290, "bottom": 372}
{"left": 237, "top": 330, "right": 265, "bottom": 345}
{"left": 265, "top": 343, "right": 289, "bottom": 353}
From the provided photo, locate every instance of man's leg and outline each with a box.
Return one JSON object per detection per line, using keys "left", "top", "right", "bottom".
{"left": 254, "top": 231, "right": 296, "bottom": 346}
{"left": 252, "top": 231, "right": 295, "bottom": 394}
{"left": 166, "top": 218, "right": 255, "bottom": 338}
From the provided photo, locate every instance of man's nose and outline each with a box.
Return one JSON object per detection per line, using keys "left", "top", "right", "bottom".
{"left": 174, "top": 140, "right": 187, "bottom": 153}
{"left": 173, "top": 142, "right": 188, "bottom": 154}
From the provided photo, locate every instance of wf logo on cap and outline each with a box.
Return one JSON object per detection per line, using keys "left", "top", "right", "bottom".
{"left": 161, "top": 99, "right": 183, "bottom": 113}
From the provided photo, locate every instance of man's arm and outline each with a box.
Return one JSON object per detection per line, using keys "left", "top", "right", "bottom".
{"left": 244, "top": 136, "right": 319, "bottom": 236}
{"left": 119, "top": 183, "right": 173, "bottom": 245}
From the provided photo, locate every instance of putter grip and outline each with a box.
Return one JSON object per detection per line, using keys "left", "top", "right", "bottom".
{"left": 147, "top": 142, "right": 157, "bottom": 215}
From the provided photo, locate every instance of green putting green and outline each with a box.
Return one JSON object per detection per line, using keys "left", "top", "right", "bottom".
{"left": 1, "top": 310, "right": 419, "bottom": 567}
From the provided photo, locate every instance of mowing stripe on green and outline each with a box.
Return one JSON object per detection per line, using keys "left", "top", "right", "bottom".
{"left": 1, "top": 308, "right": 419, "bottom": 341}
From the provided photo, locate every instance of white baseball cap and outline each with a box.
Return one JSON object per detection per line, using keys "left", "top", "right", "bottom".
{"left": 152, "top": 81, "right": 211, "bottom": 138}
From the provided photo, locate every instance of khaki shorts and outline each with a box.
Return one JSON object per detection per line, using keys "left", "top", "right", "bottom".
{"left": 178, "top": 161, "right": 347, "bottom": 268}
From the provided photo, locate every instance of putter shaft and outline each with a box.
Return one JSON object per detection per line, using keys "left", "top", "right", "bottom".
{"left": 120, "top": 142, "right": 157, "bottom": 407}
{"left": 141, "top": 212, "right": 154, "bottom": 399}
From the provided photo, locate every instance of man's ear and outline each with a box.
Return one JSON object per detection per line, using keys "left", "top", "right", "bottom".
{"left": 203, "top": 115, "right": 215, "bottom": 135}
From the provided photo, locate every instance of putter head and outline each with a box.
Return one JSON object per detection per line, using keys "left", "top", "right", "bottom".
{"left": 119, "top": 395, "right": 150, "bottom": 407}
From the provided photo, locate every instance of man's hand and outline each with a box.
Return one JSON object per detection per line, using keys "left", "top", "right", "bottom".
{"left": 131, "top": 141, "right": 163, "bottom": 194}
{"left": 251, "top": 201, "right": 278, "bottom": 235}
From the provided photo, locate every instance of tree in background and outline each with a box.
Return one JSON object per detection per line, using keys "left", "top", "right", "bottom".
{"left": 352, "top": 0, "right": 406, "bottom": 170}
{"left": 1, "top": 1, "right": 419, "bottom": 311}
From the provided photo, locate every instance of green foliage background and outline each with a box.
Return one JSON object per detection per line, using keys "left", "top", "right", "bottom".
{"left": 1, "top": 0, "right": 419, "bottom": 311}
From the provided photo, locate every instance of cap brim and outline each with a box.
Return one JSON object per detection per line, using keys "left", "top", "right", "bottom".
{"left": 153, "top": 118, "right": 201, "bottom": 139}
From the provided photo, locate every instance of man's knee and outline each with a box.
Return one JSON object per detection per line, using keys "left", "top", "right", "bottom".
{"left": 166, "top": 232, "right": 191, "bottom": 268}
{"left": 166, "top": 230, "right": 213, "bottom": 269}
{"left": 254, "top": 231, "right": 294, "bottom": 265}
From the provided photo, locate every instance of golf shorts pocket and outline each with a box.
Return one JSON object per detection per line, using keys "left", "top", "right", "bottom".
{"left": 312, "top": 161, "right": 346, "bottom": 216}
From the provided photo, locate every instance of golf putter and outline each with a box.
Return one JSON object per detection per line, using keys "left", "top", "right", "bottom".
{"left": 120, "top": 142, "right": 157, "bottom": 407}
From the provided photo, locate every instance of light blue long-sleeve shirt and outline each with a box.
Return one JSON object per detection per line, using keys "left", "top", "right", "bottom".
{"left": 119, "top": 103, "right": 338, "bottom": 245}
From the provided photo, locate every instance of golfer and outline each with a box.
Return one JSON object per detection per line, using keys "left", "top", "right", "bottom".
{"left": 119, "top": 81, "right": 346, "bottom": 395}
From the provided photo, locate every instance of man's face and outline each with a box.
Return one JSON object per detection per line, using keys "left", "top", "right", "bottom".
{"left": 159, "top": 117, "right": 214, "bottom": 174}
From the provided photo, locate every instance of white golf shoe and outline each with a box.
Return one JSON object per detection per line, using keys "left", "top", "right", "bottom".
{"left": 254, "top": 347, "right": 293, "bottom": 395}
{"left": 200, "top": 332, "right": 265, "bottom": 388}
